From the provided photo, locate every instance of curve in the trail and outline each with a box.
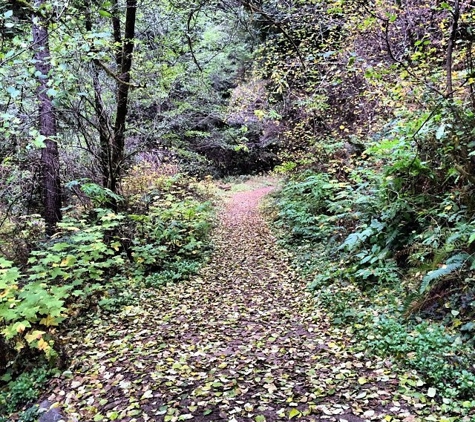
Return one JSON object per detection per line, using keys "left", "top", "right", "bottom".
{"left": 42, "top": 183, "right": 423, "bottom": 422}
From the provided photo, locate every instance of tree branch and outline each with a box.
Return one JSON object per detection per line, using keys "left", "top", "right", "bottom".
{"left": 186, "top": 8, "right": 203, "bottom": 72}
{"left": 239, "top": 0, "right": 306, "bottom": 70}
{"left": 95, "top": 59, "right": 141, "bottom": 88}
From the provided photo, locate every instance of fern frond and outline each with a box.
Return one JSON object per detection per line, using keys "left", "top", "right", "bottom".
{"left": 420, "top": 253, "right": 469, "bottom": 293}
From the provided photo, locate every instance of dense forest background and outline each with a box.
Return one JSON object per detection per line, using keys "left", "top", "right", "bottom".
{"left": 2, "top": 0, "right": 475, "bottom": 419}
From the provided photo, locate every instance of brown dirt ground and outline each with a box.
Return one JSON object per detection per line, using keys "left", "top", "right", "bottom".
{"left": 35, "top": 179, "right": 441, "bottom": 422}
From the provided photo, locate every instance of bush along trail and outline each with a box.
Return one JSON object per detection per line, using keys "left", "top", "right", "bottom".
{"left": 36, "top": 180, "right": 461, "bottom": 422}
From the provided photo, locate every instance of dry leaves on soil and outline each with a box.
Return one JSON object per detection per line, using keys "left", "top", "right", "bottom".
{"left": 40, "top": 181, "right": 450, "bottom": 422}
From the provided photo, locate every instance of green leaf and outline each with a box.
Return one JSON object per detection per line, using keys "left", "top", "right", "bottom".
{"left": 99, "top": 10, "right": 112, "bottom": 18}
{"left": 289, "top": 408, "right": 301, "bottom": 419}
{"left": 0, "top": 267, "right": 21, "bottom": 286}
{"left": 32, "top": 134, "right": 47, "bottom": 148}
{"left": 107, "top": 411, "right": 119, "bottom": 420}
{"left": 6, "top": 86, "right": 20, "bottom": 98}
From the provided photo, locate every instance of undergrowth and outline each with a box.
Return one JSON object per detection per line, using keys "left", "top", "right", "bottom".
{"left": 0, "top": 366, "right": 51, "bottom": 415}
{"left": 269, "top": 106, "right": 475, "bottom": 415}
{"left": 0, "top": 170, "right": 215, "bottom": 417}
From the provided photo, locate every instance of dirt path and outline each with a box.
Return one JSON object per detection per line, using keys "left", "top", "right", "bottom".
{"left": 43, "top": 181, "right": 424, "bottom": 421}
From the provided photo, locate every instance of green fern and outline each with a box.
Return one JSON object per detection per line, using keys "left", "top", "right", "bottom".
{"left": 420, "top": 253, "right": 470, "bottom": 293}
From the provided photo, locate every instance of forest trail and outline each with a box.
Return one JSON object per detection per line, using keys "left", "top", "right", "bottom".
{"left": 44, "top": 179, "right": 421, "bottom": 422}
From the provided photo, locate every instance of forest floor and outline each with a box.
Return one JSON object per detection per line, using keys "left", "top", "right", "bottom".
{"left": 40, "top": 178, "right": 433, "bottom": 422}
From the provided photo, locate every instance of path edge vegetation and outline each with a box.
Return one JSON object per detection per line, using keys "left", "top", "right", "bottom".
{"left": 0, "top": 171, "right": 217, "bottom": 419}
{"left": 265, "top": 178, "right": 475, "bottom": 418}
{"left": 256, "top": 0, "right": 475, "bottom": 417}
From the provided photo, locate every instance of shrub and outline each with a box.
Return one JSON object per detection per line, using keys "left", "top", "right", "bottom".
{"left": 369, "top": 317, "right": 475, "bottom": 399}
{"left": 0, "top": 174, "right": 214, "bottom": 405}
{"left": 270, "top": 148, "right": 475, "bottom": 405}
{"left": 0, "top": 366, "right": 50, "bottom": 414}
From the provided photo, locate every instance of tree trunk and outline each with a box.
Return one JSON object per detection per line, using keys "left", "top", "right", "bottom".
{"left": 110, "top": 0, "right": 137, "bottom": 194}
{"left": 32, "top": 0, "right": 62, "bottom": 235}
{"left": 85, "top": 0, "right": 113, "bottom": 189}
{"left": 446, "top": 0, "right": 460, "bottom": 98}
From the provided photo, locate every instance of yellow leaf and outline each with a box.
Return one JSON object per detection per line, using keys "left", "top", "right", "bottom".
{"left": 15, "top": 339, "right": 25, "bottom": 351}
{"left": 37, "top": 338, "right": 50, "bottom": 351}
{"left": 25, "top": 330, "right": 46, "bottom": 343}
{"left": 40, "top": 315, "right": 59, "bottom": 327}
{"left": 16, "top": 322, "right": 27, "bottom": 333}
{"left": 358, "top": 377, "right": 368, "bottom": 385}
{"left": 60, "top": 255, "right": 76, "bottom": 267}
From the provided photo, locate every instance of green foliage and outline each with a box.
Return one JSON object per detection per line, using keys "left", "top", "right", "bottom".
{"left": 0, "top": 366, "right": 50, "bottom": 414}
{"left": 271, "top": 144, "right": 475, "bottom": 403}
{"left": 16, "top": 405, "right": 40, "bottom": 422}
{"left": 0, "top": 174, "right": 214, "bottom": 377}
{"left": 273, "top": 161, "right": 297, "bottom": 173}
{"left": 369, "top": 318, "right": 475, "bottom": 399}
{"left": 129, "top": 199, "right": 212, "bottom": 280}
{"left": 257, "top": 0, "right": 475, "bottom": 413}
{"left": 420, "top": 253, "right": 472, "bottom": 294}
{"left": 273, "top": 173, "right": 341, "bottom": 242}
{"left": 145, "top": 259, "right": 203, "bottom": 287}
{"left": 0, "top": 211, "right": 127, "bottom": 359}
{"left": 66, "top": 181, "right": 124, "bottom": 208}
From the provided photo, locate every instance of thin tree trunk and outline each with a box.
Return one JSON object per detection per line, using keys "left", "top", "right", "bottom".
{"left": 85, "top": 0, "right": 113, "bottom": 188}
{"left": 110, "top": 0, "right": 137, "bottom": 194}
{"left": 32, "top": 0, "right": 62, "bottom": 235}
{"left": 446, "top": 0, "right": 460, "bottom": 98}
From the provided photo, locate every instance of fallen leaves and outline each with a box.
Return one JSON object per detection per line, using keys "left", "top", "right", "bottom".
{"left": 32, "top": 181, "right": 471, "bottom": 422}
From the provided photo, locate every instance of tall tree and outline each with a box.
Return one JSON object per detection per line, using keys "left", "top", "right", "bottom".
{"left": 109, "top": 0, "right": 137, "bottom": 194}
{"left": 32, "top": 0, "right": 62, "bottom": 235}
{"left": 81, "top": 0, "right": 137, "bottom": 196}
{"left": 446, "top": 0, "right": 460, "bottom": 98}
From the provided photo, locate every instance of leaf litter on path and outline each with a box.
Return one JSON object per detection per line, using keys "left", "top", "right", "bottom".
{"left": 41, "top": 180, "right": 450, "bottom": 421}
